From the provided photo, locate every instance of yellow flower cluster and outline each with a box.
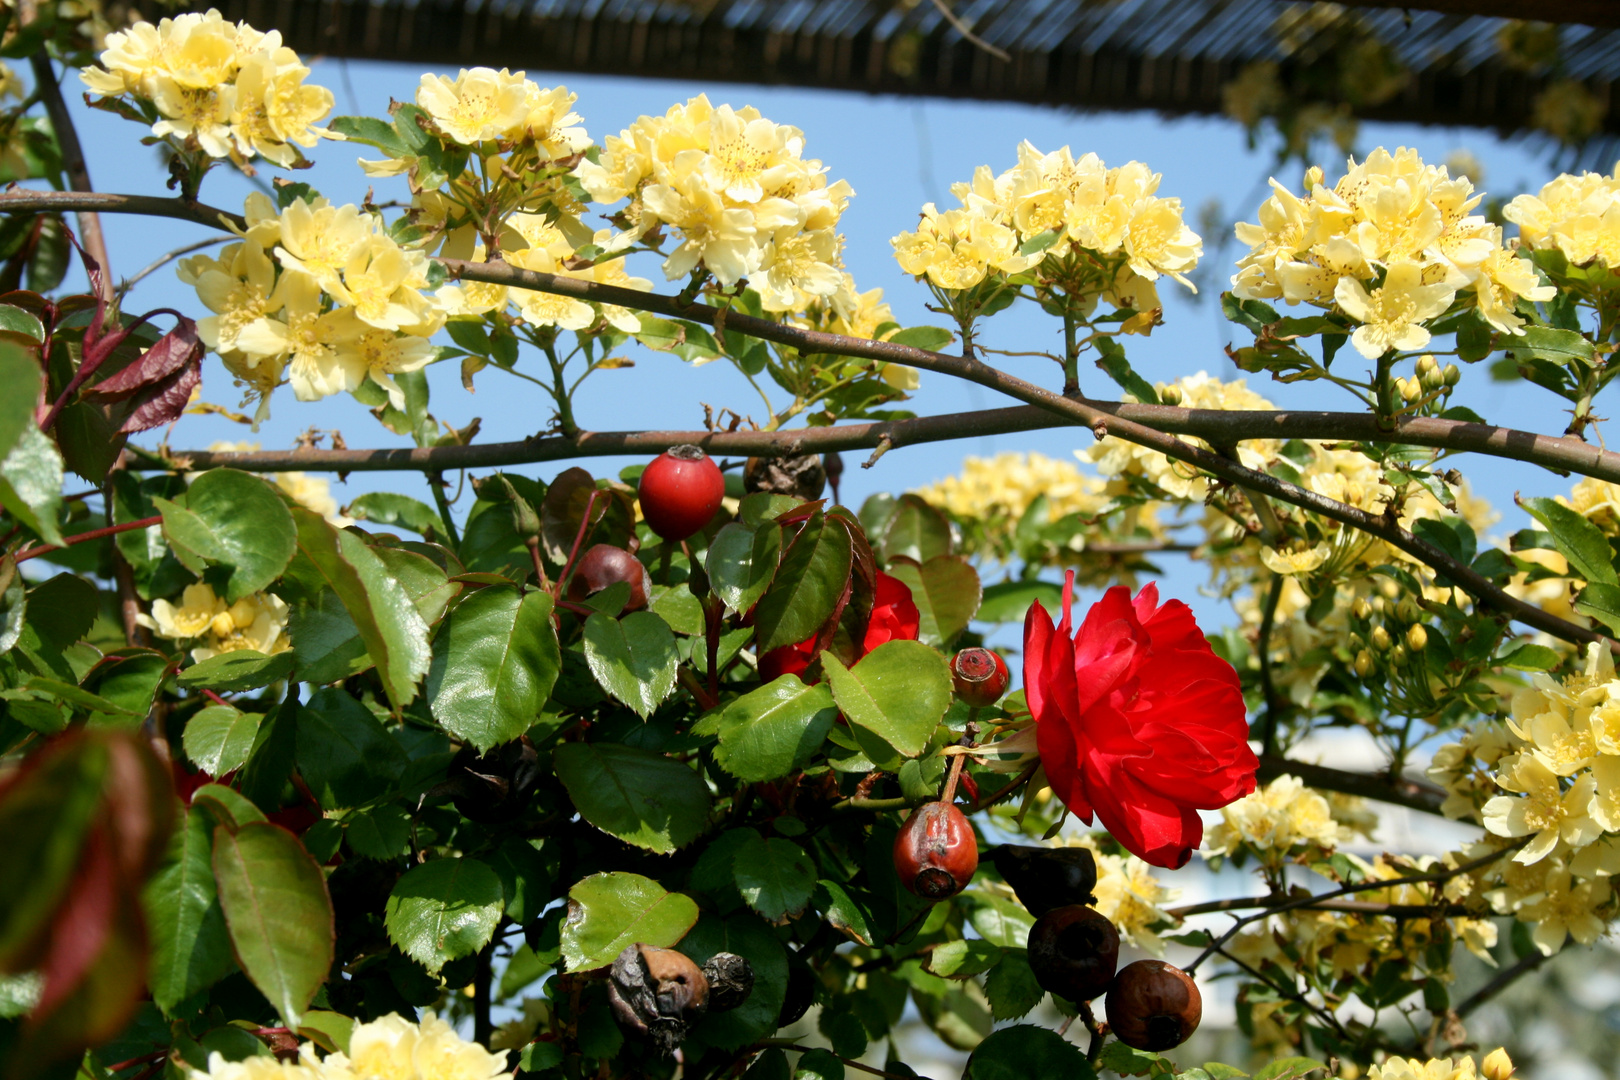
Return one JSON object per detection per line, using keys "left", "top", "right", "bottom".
{"left": 1085, "top": 372, "right": 1278, "bottom": 501}
{"left": 1427, "top": 645, "right": 1620, "bottom": 954}
{"left": 1203, "top": 774, "right": 1350, "bottom": 866}
{"left": 1559, "top": 476, "right": 1620, "bottom": 534}
{"left": 409, "top": 67, "right": 589, "bottom": 155}
{"left": 179, "top": 193, "right": 443, "bottom": 417}
{"left": 80, "top": 10, "right": 332, "bottom": 167}
{"left": 1063, "top": 835, "right": 1176, "bottom": 954}
{"left": 576, "top": 94, "right": 851, "bottom": 307}
{"left": 1505, "top": 165, "right": 1620, "bottom": 267}
{"left": 189, "top": 1012, "right": 508, "bottom": 1080}
{"left": 1232, "top": 146, "right": 1554, "bottom": 351}
{"left": 892, "top": 142, "right": 1201, "bottom": 305}
{"left": 140, "top": 582, "right": 290, "bottom": 662}
{"left": 1368, "top": 1048, "right": 1515, "bottom": 1080}
{"left": 915, "top": 452, "right": 1107, "bottom": 525}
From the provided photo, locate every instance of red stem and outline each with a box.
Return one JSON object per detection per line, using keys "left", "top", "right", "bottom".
{"left": 14, "top": 514, "right": 161, "bottom": 563}
{"left": 201, "top": 689, "right": 230, "bottom": 708}
{"left": 551, "top": 490, "right": 600, "bottom": 601}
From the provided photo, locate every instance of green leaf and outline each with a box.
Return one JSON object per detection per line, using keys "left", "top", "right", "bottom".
{"left": 823, "top": 640, "right": 953, "bottom": 769}
{"left": 753, "top": 513, "right": 852, "bottom": 653}
{"left": 1099, "top": 1042, "right": 1167, "bottom": 1077}
{"left": 927, "top": 939, "right": 1004, "bottom": 978}
{"left": 882, "top": 494, "right": 953, "bottom": 563}
{"left": 211, "top": 822, "right": 335, "bottom": 1029}
{"left": 344, "top": 804, "right": 411, "bottom": 860}
{"left": 958, "top": 893, "right": 1035, "bottom": 949}
{"left": 794, "top": 1048, "right": 845, "bottom": 1080}
{"left": 145, "top": 807, "right": 235, "bottom": 1014}
{"left": 1096, "top": 345, "right": 1160, "bottom": 404}
{"left": 157, "top": 470, "right": 296, "bottom": 602}
{"left": 190, "top": 784, "right": 267, "bottom": 830}
{"left": 713, "top": 675, "right": 838, "bottom": 782}
{"left": 886, "top": 326, "right": 954, "bottom": 352}
{"left": 560, "top": 872, "right": 700, "bottom": 972}
{"left": 883, "top": 555, "right": 981, "bottom": 647}
{"left": 581, "top": 610, "right": 678, "bottom": 718}
{"left": 182, "top": 704, "right": 262, "bottom": 777}
{"left": 814, "top": 880, "right": 875, "bottom": 946}
{"left": 296, "top": 688, "right": 408, "bottom": 809}
{"left": 1509, "top": 325, "right": 1597, "bottom": 367}
{"left": 346, "top": 493, "right": 446, "bottom": 538}
{"left": 1252, "top": 1059, "right": 1326, "bottom": 1080}
{"left": 553, "top": 741, "right": 711, "bottom": 853}
{"left": 678, "top": 911, "right": 788, "bottom": 1051}
{"left": 25, "top": 573, "right": 98, "bottom": 649}
{"left": 83, "top": 651, "right": 169, "bottom": 717}
{"left": 178, "top": 650, "right": 295, "bottom": 692}
{"left": 488, "top": 837, "right": 550, "bottom": 923}
{"left": 426, "top": 587, "right": 559, "bottom": 751}
{"left": 732, "top": 833, "right": 816, "bottom": 921}
{"left": 0, "top": 425, "right": 63, "bottom": 545}
{"left": 1520, "top": 496, "right": 1618, "bottom": 586}
{"left": 237, "top": 696, "right": 298, "bottom": 810}
{"left": 706, "top": 522, "right": 780, "bottom": 615}
{"left": 327, "top": 115, "right": 412, "bottom": 154}
{"left": 1495, "top": 642, "right": 1564, "bottom": 671}
{"left": 289, "top": 507, "right": 432, "bottom": 710}
{"left": 966, "top": 1025, "right": 1093, "bottom": 1080}
{"left": 384, "top": 857, "right": 505, "bottom": 975}
{"left": 1575, "top": 582, "right": 1620, "bottom": 635}
{"left": 0, "top": 343, "right": 39, "bottom": 462}
{"left": 982, "top": 949, "right": 1044, "bottom": 1020}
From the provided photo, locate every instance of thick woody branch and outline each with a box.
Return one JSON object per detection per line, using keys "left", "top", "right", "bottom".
{"left": 0, "top": 190, "right": 246, "bottom": 234}
{"left": 25, "top": 53, "right": 114, "bottom": 302}
{"left": 3, "top": 193, "right": 1611, "bottom": 647}
{"left": 1257, "top": 755, "right": 1447, "bottom": 815}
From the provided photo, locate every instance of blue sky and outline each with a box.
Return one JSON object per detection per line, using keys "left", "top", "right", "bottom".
{"left": 51, "top": 55, "right": 1584, "bottom": 630}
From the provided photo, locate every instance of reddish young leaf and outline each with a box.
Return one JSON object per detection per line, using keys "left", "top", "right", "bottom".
{"left": 117, "top": 360, "right": 202, "bottom": 434}
{"left": 84, "top": 317, "right": 202, "bottom": 402}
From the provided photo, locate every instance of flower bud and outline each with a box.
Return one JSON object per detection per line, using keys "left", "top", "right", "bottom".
{"left": 1406, "top": 624, "right": 1429, "bottom": 651}
{"left": 1354, "top": 650, "right": 1373, "bottom": 677}
{"left": 1482, "top": 1048, "right": 1514, "bottom": 1080}
{"left": 1415, "top": 354, "right": 1438, "bottom": 377}
{"left": 1401, "top": 377, "right": 1423, "bottom": 403}
{"left": 1422, "top": 366, "right": 1445, "bottom": 391}
{"left": 1352, "top": 598, "right": 1373, "bottom": 621}
{"left": 1159, "top": 383, "right": 1183, "bottom": 406}
{"left": 1444, "top": 363, "right": 1462, "bottom": 386}
{"left": 1371, "top": 625, "right": 1392, "bottom": 651}
{"left": 1389, "top": 643, "right": 1409, "bottom": 666}
{"left": 1397, "top": 598, "right": 1421, "bottom": 624}
{"left": 951, "top": 648, "right": 1010, "bottom": 708}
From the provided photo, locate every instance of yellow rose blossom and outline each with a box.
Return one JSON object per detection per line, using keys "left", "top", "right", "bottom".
{"left": 1334, "top": 261, "right": 1456, "bottom": 359}
{"left": 1483, "top": 752, "right": 1600, "bottom": 863}
{"left": 192, "top": 592, "right": 290, "bottom": 661}
{"left": 236, "top": 274, "right": 367, "bottom": 402}
{"left": 1203, "top": 774, "right": 1346, "bottom": 864}
{"left": 1260, "top": 542, "right": 1332, "bottom": 576}
{"left": 141, "top": 582, "right": 228, "bottom": 640}
{"left": 416, "top": 67, "right": 530, "bottom": 145}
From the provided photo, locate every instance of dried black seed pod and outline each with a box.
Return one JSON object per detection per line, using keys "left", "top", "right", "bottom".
{"left": 701, "top": 952, "right": 755, "bottom": 1013}
{"left": 607, "top": 943, "right": 710, "bottom": 1057}
{"left": 991, "top": 844, "right": 1097, "bottom": 917}
{"left": 1027, "top": 904, "right": 1119, "bottom": 1002}
{"left": 744, "top": 453, "right": 826, "bottom": 500}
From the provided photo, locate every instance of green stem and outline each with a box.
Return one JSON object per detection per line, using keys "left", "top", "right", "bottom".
{"left": 426, "top": 471, "right": 461, "bottom": 548}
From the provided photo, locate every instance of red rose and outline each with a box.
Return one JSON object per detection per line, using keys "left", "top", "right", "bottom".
{"left": 1023, "top": 574, "right": 1256, "bottom": 869}
{"left": 759, "top": 571, "right": 921, "bottom": 682}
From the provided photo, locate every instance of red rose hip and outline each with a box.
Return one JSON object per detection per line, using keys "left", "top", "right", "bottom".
{"left": 951, "top": 648, "right": 1010, "bottom": 707}
{"left": 893, "top": 800, "right": 978, "bottom": 900}
{"left": 639, "top": 446, "right": 724, "bottom": 541}
{"left": 1106, "top": 959, "right": 1202, "bottom": 1051}
{"left": 567, "top": 544, "right": 652, "bottom": 611}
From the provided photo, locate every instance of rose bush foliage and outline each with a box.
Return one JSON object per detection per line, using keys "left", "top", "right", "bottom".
{"left": 0, "top": 5, "right": 1606, "bottom": 1080}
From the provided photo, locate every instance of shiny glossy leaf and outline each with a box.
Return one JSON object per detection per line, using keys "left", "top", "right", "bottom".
{"left": 560, "top": 872, "right": 700, "bottom": 972}
{"left": 712, "top": 675, "right": 837, "bottom": 782}
{"left": 581, "top": 611, "right": 678, "bottom": 718}
{"left": 295, "top": 688, "right": 408, "bottom": 809}
{"left": 156, "top": 470, "right": 296, "bottom": 602}
{"left": 823, "top": 640, "right": 952, "bottom": 769}
{"left": 884, "top": 554, "right": 981, "bottom": 647}
{"left": 732, "top": 834, "right": 816, "bottom": 921}
{"left": 178, "top": 650, "right": 295, "bottom": 692}
{"left": 707, "top": 522, "right": 779, "bottom": 615}
{"left": 145, "top": 807, "right": 235, "bottom": 1014}
{"left": 753, "top": 513, "right": 851, "bottom": 653}
{"left": 384, "top": 856, "right": 504, "bottom": 975}
{"left": 212, "top": 822, "right": 334, "bottom": 1028}
{"left": 553, "top": 741, "right": 711, "bottom": 853}
{"left": 427, "top": 587, "right": 559, "bottom": 751}
{"left": 881, "top": 494, "right": 952, "bottom": 564}
{"left": 182, "top": 704, "right": 261, "bottom": 777}
{"left": 0, "top": 425, "right": 63, "bottom": 545}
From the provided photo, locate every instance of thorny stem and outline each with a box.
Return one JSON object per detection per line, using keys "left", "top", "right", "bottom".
{"left": 14, "top": 514, "right": 162, "bottom": 563}
{"left": 1077, "top": 1001, "right": 1106, "bottom": 1063}
{"left": 553, "top": 490, "right": 600, "bottom": 601}
{"left": 940, "top": 717, "right": 978, "bottom": 804}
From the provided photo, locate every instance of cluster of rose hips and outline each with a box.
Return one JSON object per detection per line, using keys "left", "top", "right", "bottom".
{"left": 618, "top": 448, "right": 1202, "bottom": 1053}
{"left": 893, "top": 651, "right": 1202, "bottom": 1052}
